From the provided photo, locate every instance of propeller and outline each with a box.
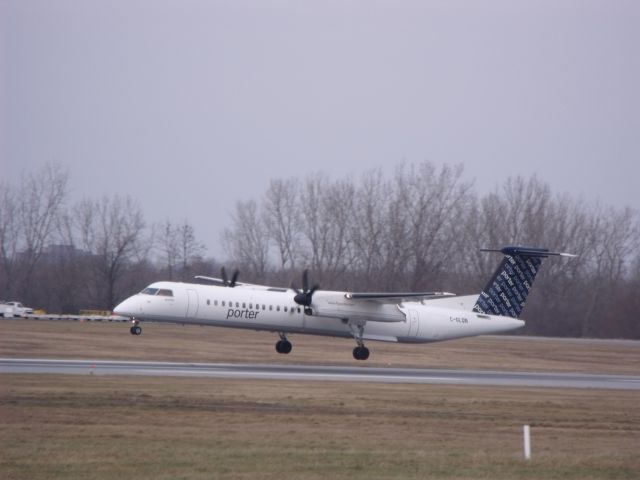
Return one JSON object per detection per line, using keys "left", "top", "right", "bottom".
{"left": 292, "top": 270, "right": 319, "bottom": 308}
{"left": 220, "top": 266, "right": 240, "bottom": 287}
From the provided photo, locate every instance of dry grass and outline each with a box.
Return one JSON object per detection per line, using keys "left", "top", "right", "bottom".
{"left": 1, "top": 319, "right": 639, "bottom": 479}
{"left": 1, "top": 318, "right": 639, "bottom": 374}
{"left": 1, "top": 375, "right": 639, "bottom": 480}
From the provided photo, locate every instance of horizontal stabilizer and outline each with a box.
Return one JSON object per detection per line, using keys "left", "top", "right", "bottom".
{"left": 481, "top": 246, "right": 577, "bottom": 258}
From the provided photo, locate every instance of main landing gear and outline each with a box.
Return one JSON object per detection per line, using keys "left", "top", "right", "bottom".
{"left": 275, "top": 333, "right": 292, "bottom": 354}
{"left": 129, "top": 320, "right": 142, "bottom": 336}
{"left": 350, "top": 321, "right": 370, "bottom": 361}
{"left": 353, "top": 345, "right": 370, "bottom": 361}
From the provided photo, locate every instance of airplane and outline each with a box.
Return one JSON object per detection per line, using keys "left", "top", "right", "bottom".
{"left": 113, "top": 246, "right": 575, "bottom": 360}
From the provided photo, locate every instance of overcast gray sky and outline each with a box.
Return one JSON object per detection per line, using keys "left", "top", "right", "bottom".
{"left": 2, "top": 0, "right": 639, "bottom": 257}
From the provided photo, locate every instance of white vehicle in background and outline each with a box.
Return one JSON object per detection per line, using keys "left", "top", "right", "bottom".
{"left": 0, "top": 301, "right": 34, "bottom": 318}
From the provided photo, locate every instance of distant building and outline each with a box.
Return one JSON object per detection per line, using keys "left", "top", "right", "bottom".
{"left": 35, "top": 244, "right": 92, "bottom": 264}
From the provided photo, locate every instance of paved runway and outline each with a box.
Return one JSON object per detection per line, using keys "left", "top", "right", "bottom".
{"left": 2, "top": 358, "right": 639, "bottom": 390}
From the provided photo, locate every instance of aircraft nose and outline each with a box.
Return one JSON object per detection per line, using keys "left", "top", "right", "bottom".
{"left": 113, "top": 296, "right": 140, "bottom": 317}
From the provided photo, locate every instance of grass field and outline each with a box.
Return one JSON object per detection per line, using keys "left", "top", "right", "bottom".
{"left": 1, "top": 319, "right": 639, "bottom": 479}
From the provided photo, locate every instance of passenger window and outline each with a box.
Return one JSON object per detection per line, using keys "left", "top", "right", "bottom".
{"left": 214, "top": 300, "right": 218, "bottom": 306}
{"left": 284, "top": 306, "right": 288, "bottom": 312}
{"left": 269, "top": 305, "right": 273, "bottom": 311}
{"left": 236, "top": 302, "right": 239, "bottom": 308}
{"left": 222, "top": 301, "right": 225, "bottom": 307}
{"left": 243, "top": 303, "right": 246, "bottom": 308}
{"left": 206, "top": 299, "right": 210, "bottom": 306}
{"left": 249, "top": 303, "right": 253, "bottom": 309}
{"left": 277, "top": 306, "right": 280, "bottom": 312}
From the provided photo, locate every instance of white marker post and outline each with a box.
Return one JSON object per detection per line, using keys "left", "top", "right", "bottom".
{"left": 523, "top": 425, "right": 531, "bottom": 460}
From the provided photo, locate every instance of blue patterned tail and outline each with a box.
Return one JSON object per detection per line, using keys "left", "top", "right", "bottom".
{"left": 472, "top": 246, "right": 573, "bottom": 318}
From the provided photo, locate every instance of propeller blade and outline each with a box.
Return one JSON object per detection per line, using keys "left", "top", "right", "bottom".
{"left": 230, "top": 270, "right": 240, "bottom": 288}
{"left": 221, "top": 267, "right": 228, "bottom": 286}
{"left": 293, "top": 270, "right": 320, "bottom": 307}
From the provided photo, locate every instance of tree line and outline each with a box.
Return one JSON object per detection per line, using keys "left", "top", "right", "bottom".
{"left": 0, "top": 163, "right": 214, "bottom": 313}
{"left": 1, "top": 162, "right": 639, "bottom": 339}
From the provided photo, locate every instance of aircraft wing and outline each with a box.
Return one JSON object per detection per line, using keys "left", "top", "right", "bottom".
{"left": 194, "top": 276, "right": 263, "bottom": 288}
{"left": 344, "top": 291, "right": 456, "bottom": 303}
{"left": 194, "top": 276, "right": 227, "bottom": 286}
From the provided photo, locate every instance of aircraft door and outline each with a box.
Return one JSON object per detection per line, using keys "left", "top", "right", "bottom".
{"left": 408, "top": 309, "right": 420, "bottom": 337}
{"left": 186, "top": 289, "right": 199, "bottom": 318}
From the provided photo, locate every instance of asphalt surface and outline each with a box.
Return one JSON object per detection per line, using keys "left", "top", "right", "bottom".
{"left": 2, "top": 358, "right": 639, "bottom": 390}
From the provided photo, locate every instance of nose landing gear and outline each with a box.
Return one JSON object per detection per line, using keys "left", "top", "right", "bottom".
{"left": 129, "top": 320, "right": 142, "bottom": 335}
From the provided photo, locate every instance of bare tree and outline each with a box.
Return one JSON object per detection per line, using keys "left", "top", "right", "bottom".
{"left": 378, "top": 179, "right": 412, "bottom": 290}
{"left": 75, "top": 195, "right": 146, "bottom": 310}
{"left": 222, "top": 199, "right": 269, "bottom": 281}
{"left": 263, "top": 179, "right": 300, "bottom": 270}
{"left": 0, "top": 184, "right": 19, "bottom": 299}
{"left": 0, "top": 163, "right": 70, "bottom": 302}
{"left": 175, "top": 219, "right": 206, "bottom": 280}
{"left": 298, "top": 175, "right": 323, "bottom": 273}
{"left": 155, "top": 219, "right": 205, "bottom": 280}
{"left": 320, "top": 178, "right": 357, "bottom": 286}
{"left": 460, "top": 192, "right": 504, "bottom": 282}
{"left": 581, "top": 205, "right": 639, "bottom": 337}
{"left": 298, "top": 175, "right": 356, "bottom": 286}
{"left": 394, "top": 163, "right": 473, "bottom": 290}
{"left": 618, "top": 252, "right": 640, "bottom": 338}
{"left": 158, "top": 221, "right": 180, "bottom": 280}
{"left": 351, "top": 169, "right": 388, "bottom": 288}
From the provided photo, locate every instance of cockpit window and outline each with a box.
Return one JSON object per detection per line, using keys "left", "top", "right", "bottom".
{"left": 140, "top": 287, "right": 174, "bottom": 297}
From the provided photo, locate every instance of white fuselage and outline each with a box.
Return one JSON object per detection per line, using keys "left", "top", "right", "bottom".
{"left": 114, "top": 281, "right": 525, "bottom": 344}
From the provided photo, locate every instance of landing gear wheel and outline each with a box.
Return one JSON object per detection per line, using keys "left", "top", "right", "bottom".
{"left": 130, "top": 325, "right": 142, "bottom": 335}
{"left": 353, "top": 346, "right": 370, "bottom": 361}
{"left": 275, "top": 339, "right": 292, "bottom": 354}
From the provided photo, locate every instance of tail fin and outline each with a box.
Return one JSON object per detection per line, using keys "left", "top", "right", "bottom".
{"left": 472, "top": 246, "right": 576, "bottom": 318}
